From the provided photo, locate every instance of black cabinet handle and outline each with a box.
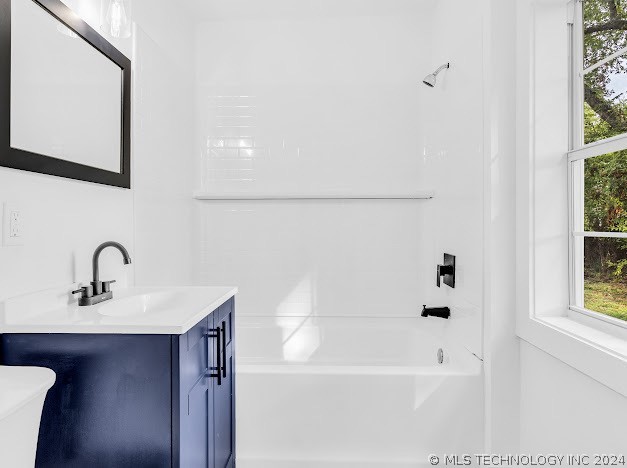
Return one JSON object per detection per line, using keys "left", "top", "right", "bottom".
{"left": 208, "top": 327, "right": 222, "bottom": 386}
{"left": 221, "top": 320, "right": 227, "bottom": 378}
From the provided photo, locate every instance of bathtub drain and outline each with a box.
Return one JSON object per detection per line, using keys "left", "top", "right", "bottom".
{"left": 437, "top": 348, "right": 444, "bottom": 365}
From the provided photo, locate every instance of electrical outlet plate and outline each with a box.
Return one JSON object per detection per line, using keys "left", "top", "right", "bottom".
{"left": 3, "top": 203, "right": 24, "bottom": 246}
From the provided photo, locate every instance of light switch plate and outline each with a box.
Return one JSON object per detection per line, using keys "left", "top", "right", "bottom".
{"left": 3, "top": 203, "right": 24, "bottom": 246}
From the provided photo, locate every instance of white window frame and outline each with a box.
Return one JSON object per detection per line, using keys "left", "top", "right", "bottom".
{"left": 516, "top": 0, "right": 627, "bottom": 398}
{"left": 568, "top": 0, "right": 627, "bottom": 330}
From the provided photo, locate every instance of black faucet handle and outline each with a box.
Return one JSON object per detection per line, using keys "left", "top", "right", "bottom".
{"left": 436, "top": 254, "right": 456, "bottom": 289}
{"left": 102, "top": 280, "right": 117, "bottom": 293}
{"left": 72, "top": 285, "right": 94, "bottom": 299}
{"left": 436, "top": 265, "right": 452, "bottom": 287}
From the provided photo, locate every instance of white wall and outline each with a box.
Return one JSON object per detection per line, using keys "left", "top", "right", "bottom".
{"left": 0, "top": 0, "right": 195, "bottom": 303}
{"left": 0, "top": 172, "right": 134, "bottom": 301}
{"left": 520, "top": 342, "right": 627, "bottom": 452}
{"left": 132, "top": 2, "right": 195, "bottom": 287}
{"left": 482, "top": 0, "right": 520, "bottom": 453}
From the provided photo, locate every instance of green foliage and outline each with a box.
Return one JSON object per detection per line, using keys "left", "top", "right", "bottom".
{"left": 583, "top": 1, "right": 627, "bottom": 141}
{"left": 584, "top": 151, "right": 627, "bottom": 234}
{"left": 607, "top": 257, "right": 627, "bottom": 277}
{"left": 583, "top": 145, "right": 627, "bottom": 283}
{"left": 582, "top": 1, "right": 627, "bottom": 284}
{"left": 584, "top": 0, "right": 627, "bottom": 68}
{"left": 583, "top": 102, "right": 618, "bottom": 144}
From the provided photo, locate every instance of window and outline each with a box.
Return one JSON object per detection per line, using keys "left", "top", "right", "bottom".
{"left": 570, "top": 0, "right": 627, "bottom": 324}
{"left": 514, "top": 0, "right": 627, "bottom": 399}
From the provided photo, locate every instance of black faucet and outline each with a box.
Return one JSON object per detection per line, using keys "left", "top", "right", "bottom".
{"left": 421, "top": 305, "right": 451, "bottom": 319}
{"left": 72, "top": 241, "right": 132, "bottom": 306}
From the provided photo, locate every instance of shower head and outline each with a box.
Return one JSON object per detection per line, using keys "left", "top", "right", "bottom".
{"left": 423, "top": 63, "right": 450, "bottom": 88}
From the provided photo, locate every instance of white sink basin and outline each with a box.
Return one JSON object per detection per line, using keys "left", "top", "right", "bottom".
{"left": 97, "top": 291, "right": 181, "bottom": 317}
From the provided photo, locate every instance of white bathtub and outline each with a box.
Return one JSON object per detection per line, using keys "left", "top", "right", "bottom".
{"left": 236, "top": 317, "right": 484, "bottom": 468}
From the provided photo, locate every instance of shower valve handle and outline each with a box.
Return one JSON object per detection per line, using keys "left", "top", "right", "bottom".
{"left": 436, "top": 264, "right": 454, "bottom": 287}
{"left": 436, "top": 253, "right": 456, "bottom": 288}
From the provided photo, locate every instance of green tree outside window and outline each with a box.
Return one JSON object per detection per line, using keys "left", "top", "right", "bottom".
{"left": 582, "top": 0, "right": 627, "bottom": 319}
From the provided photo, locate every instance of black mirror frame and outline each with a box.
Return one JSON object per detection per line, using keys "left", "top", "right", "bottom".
{"left": 0, "top": 0, "right": 131, "bottom": 188}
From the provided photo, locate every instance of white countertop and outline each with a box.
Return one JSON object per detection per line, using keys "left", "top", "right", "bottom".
{"left": 0, "top": 286, "right": 238, "bottom": 335}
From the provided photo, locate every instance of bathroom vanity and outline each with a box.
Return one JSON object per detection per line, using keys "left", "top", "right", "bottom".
{"left": 0, "top": 286, "right": 237, "bottom": 468}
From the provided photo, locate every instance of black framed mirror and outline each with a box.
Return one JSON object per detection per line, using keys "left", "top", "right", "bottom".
{"left": 0, "top": 0, "right": 131, "bottom": 188}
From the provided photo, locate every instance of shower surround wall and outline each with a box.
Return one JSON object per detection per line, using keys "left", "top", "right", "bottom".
{"left": 194, "top": 3, "right": 432, "bottom": 321}
{"left": 193, "top": 0, "right": 485, "bottom": 357}
{"left": 420, "top": 0, "right": 485, "bottom": 358}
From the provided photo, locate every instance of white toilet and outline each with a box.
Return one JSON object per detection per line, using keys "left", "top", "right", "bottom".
{"left": 0, "top": 365, "right": 56, "bottom": 468}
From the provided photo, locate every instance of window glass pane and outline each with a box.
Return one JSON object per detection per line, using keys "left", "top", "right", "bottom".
{"left": 584, "top": 150, "right": 627, "bottom": 232}
{"left": 584, "top": 237, "right": 627, "bottom": 320}
{"left": 584, "top": 0, "right": 627, "bottom": 69}
{"left": 583, "top": 56, "right": 627, "bottom": 144}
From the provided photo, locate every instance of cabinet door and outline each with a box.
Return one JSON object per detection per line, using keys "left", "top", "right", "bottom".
{"left": 213, "top": 300, "right": 235, "bottom": 468}
{"left": 177, "top": 315, "right": 211, "bottom": 468}
{"left": 184, "top": 379, "right": 210, "bottom": 468}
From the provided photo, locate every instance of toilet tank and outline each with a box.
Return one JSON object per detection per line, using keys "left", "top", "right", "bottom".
{"left": 0, "top": 366, "right": 56, "bottom": 468}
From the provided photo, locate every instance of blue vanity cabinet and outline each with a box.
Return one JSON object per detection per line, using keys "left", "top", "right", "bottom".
{"left": 0, "top": 297, "right": 236, "bottom": 468}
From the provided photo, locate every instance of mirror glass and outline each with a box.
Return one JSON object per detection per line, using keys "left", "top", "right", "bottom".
{"left": 10, "top": 0, "right": 123, "bottom": 173}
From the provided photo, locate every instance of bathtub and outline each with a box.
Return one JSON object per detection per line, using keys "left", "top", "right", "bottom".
{"left": 236, "top": 316, "right": 484, "bottom": 468}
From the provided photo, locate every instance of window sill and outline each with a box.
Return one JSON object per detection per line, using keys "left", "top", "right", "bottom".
{"left": 517, "top": 313, "right": 627, "bottom": 397}
{"left": 543, "top": 313, "right": 627, "bottom": 356}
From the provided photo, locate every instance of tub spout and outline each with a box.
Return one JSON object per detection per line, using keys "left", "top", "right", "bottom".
{"left": 421, "top": 305, "right": 450, "bottom": 319}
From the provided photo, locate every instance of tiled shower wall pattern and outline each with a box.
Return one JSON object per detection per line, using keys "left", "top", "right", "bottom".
{"left": 202, "top": 95, "right": 265, "bottom": 193}
{"left": 196, "top": 200, "right": 432, "bottom": 318}
{"left": 198, "top": 87, "right": 428, "bottom": 195}
{"left": 195, "top": 11, "right": 432, "bottom": 196}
